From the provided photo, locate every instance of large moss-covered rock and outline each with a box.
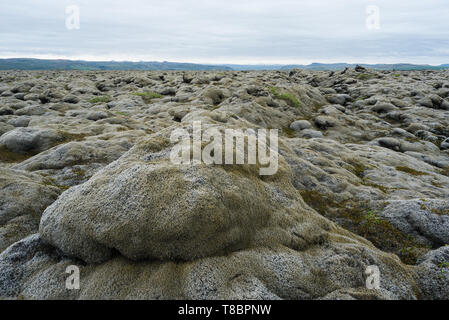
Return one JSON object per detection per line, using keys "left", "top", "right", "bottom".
{"left": 39, "top": 127, "right": 328, "bottom": 264}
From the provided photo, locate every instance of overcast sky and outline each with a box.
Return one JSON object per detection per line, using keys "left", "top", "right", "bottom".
{"left": 0, "top": 0, "right": 448, "bottom": 65}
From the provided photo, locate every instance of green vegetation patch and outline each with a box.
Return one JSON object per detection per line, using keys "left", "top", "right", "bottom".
{"left": 89, "top": 95, "right": 112, "bottom": 104}
{"left": 396, "top": 166, "right": 428, "bottom": 176}
{"left": 357, "top": 73, "right": 374, "bottom": 81}
{"left": 115, "top": 111, "right": 129, "bottom": 117}
{"left": 299, "top": 190, "right": 430, "bottom": 265}
{"left": 134, "top": 91, "right": 163, "bottom": 104}
{"left": 269, "top": 87, "right": 301, "bottom": 108}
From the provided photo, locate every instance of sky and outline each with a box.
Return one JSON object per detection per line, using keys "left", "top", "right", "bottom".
{"left": 0, "top": 0, "right": 448, "bottom": 65}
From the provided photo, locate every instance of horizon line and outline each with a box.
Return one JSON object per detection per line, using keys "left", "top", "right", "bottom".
{"left": 0, "top": 55, "right": 449, "bottom": 67}
{"left": 0, "top": 57, "right": 448, "bottom": 67}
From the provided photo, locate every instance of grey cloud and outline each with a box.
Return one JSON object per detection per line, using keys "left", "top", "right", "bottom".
{"left": 0, "top": 0, "right": 448, "bottom": 64}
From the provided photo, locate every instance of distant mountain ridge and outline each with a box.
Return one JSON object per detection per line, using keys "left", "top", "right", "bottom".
{"left": 0, "top": 58, "right": 232, "bottom": 71}
{"left": 0, "top": 58, "right": 448, "bottom": 71}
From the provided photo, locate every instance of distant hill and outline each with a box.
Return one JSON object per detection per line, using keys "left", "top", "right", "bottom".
{"left": 0, "top": 58, "right": 232, "bottom": 71}
{"left": 0, "top": 58, "right": 447, "bottom": 71}
{"left": 279, "top": 63, "right": 448, "bottom": 71}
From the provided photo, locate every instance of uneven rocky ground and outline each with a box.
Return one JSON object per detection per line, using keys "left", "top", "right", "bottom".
{"left": 0, "top": 68, "right": 448, "bottom": 300}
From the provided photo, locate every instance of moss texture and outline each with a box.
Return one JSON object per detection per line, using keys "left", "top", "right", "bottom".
{"left": 0, "top": 146, "right": 34, "bottom": 163}
{"left": 299, "top": 189, "right": 429, "bottom": 265}
{"left": 88, "top": 95, "right": 112, "bottom": 104}
{"left": 396, "top": 166, "right": 428, "bottom": 176}
{"left": 134, "top": 91, "right": 163, "bottom": 104}
{"left": 269, "top": 87, "right": 301, "bottom": 108}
